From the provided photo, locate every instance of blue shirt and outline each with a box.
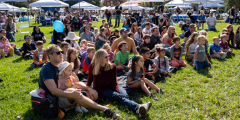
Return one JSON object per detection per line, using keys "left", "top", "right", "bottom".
{"left": 39, "top": 62, "right": 59, "bottom": 95}
{"left": 197, "top": 14, "right": 206, "bottom": 21}
{"left": 210, "top": 43, "right": 221, "bottom": 55}
{"left": 144, "top": 58, "right": 154, "bottom": 72}
{"left": 126, "top": 69, "right": 142, "bottom": 81}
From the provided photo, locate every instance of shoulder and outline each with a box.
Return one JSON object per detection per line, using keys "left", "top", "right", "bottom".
{"left": 164, "top": 56, "right": 168, "bottom": 59}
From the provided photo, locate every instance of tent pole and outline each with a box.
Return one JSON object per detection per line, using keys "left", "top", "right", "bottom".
{"left": 27, "top": 0, "right": 31, "bottom": 35}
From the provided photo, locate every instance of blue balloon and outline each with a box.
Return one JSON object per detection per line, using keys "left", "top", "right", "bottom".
{"left": 53, "top": 21, "right": 64, "bottom": 32}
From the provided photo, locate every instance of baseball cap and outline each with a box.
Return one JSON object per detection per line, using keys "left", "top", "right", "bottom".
{"left": 120, "top": 28, "right": 128, "bottom": 34}
{"left": 190, "top": 24, "right": 196, "bottom": 28}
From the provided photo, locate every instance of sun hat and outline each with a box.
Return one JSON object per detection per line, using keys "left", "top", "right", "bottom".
{"left": 59, "top": 61, "right": 74, "bottom": 75}
{"left": 63, "top": 32, "right": 80, "bottom": 40}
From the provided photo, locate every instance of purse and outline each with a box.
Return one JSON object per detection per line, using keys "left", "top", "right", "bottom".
{"left": 229, "top": 15, "right": 233, "bottom": 19}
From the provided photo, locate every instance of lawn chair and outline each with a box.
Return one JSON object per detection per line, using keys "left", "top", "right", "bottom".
{"left": 19, "top": 24, "right": 30, "bottom": 41}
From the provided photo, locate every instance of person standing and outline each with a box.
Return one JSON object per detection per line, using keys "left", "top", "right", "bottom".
{"left": 229, "top": 5, "right": 236, "bottom": 24}
{"left": 158, "top": 3, "right": 165, "bottom": 14}
{"left": 105, "top": 9, "right": 112, "bottom": 26}
{"left": 114, "top": 1, "right": 122, "bottom": 28}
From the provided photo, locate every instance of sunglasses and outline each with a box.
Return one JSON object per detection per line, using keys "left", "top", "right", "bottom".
{"left": 53, "top": 51, "right": 64, "bottom": 55}
{"left": 2, "top": 38, "right": 7, "bottom": 41}
{"left": 26, "top": 37, "right": 31, "bottom": 39}
{"left": 1, "top": 32, "right": 6, "bottom": 34}
{"left": 105, "top": 55, "right": 110, "bottom": 58}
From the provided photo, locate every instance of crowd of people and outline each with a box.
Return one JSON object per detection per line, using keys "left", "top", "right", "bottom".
{"left": 0, "top": 2, "right": 240, "bottom": 119}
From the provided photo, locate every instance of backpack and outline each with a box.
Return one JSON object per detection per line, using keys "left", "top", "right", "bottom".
{"left": 78, "top": 50, "right": 89, "bottom": 68}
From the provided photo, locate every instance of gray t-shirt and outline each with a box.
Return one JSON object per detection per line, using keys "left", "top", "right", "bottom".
{"left": 195, "top": 45, "right": 205, "bottom": 62}
{"left": 79, "top": 27, "right": 84, "bottom": 36}
{"left": 154, "top": 56, "right": 169, "bottom": 73}
{"left": 170, "top": 45, "right": 183, "bottom": 60}
{"left": 81, "top": 32, "right": 95, "bottom": 42}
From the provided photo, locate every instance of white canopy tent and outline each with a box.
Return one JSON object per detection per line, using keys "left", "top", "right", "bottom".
{"left": 8, "top": 9, "right": 26, "bottom": 12}
{"left": 29, "top": 0, "right": 69, "bottom": 7}
{"left": 83, "top": 7, "right": 101, "bottom": 10}
{"left": 174, "top": 5, "right": 193, "bottom": 9}
{"left": 199, "top": 3, "right": 225, "bottom": 8}
{"left": 71, "top": 1, "right": 99, "bottom": 10}
{"left": 122, "top": 5, "right": 144, "bottom": 10}
{"left": 101, "top": 6, "right": 114, "bottom": 11}
{"left": 129, "top": 0, "right": 169, "bottom": 2}
{"left": 0, "top": 2, "right": 19, "bottom": 10}
{"left": 183, "top": 0, "right": 224, "bottom": 3}
{"left": 31, "top": 7, "right": 43, "bottom": 11}
{"left": 165, "top": 0, "right": 191, "bottom": 6}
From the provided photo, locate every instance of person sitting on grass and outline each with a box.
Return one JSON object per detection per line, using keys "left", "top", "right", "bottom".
{"left": 114, "top": 41, "right": 130, "bottom": 70}
{"left": 209, "top": 37, "right": 227, "bottom": 59}
{"left": 31, "top": 26, "right": 46, "bottom": 43}
{"left": 0, "top": 36, "right": 14, "bottom": 58}
{"left": 170, "top": 36, "right": 187, "bottom": 68}
{"left": 142, "top": 22, "right": 152, "bottom": 37}
{"left": 83, "top": 47, "right": 95, "bottom": 74}
{"left": 161, "top": 26, "right": 167, "bottom": 39}
{"left": 109, "top": 36, "right": 117, "bottom": 47}
{"left": 67, "top": 48, "right": 84, "bottom": 79}
{"left": 95, "top": 28, "right": 108, "bottom": 49}
{"left": 185, "top": 32, "right": 199, "bottom": 62}
{"left": 39, "top": 45, "right": 120, "bottom": 119}
{"left": 128, "top": 32, "right": 140, "bottom": 51}
{"left": 206, "top": 12, "right": 217, "bottom": 31}
{"left": 140, "top": 35, "right": 155, "bottom": 54}
{"left": 102, "top": 43, "right": 115, "bottom": 63}
{"left": 126, "top": 55, "right": 165, "bottom": 101}
{"left": 219, "top": 34, "right": 235, "bottom": 57}
{"left": 30, "top": 41, "right": 48, "bottom": 68}
{"left": 60, "top": 42, "right": 69, "bottom": 61}
{"left": 140, "top": 47, "right": 160, "bottom": 81}
{"left": 87, "top": 49, "right": 152, "bottom": 118}
{"left": 193, "top": 35, "right": 211, "bottom": 70}
{"left": 22, "top": 35, "right": 37, "bottom": 59}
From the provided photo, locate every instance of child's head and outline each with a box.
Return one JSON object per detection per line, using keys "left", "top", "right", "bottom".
{"left": 0, "top": 36, "right": 7, "bottom": 44}
{"left": 67, "top": 48, "right": 79, "bottom": 70}
{"left": 100, "top": 28, "right": 106, "bottom": 36}
{"left": 102, "top": 19, "right": 106, "bottom": 24}
{"left": 36, "top": 41, "right": 43, "bottom": 49}
{"left": 130, "top": 55, "right": 144, "bottom": 78}
{"left": 102, "top": 43, "right": 111, "bottom": 53}
{"left": 220, "top": 34, "right": 228, "bottom": 42}
{"left": 137, "top": 27, "right": 142, "bottom": 34}
{"left": 128, "top": 33, "right": 134, "bottom": 40}
{"left": 118, "top": 41, "right": 128, "bottom": 51}
{"left": 94, "top": 28, "right": 99, "bottom": 34}
{"left": 162, "top": 26, "right": 167, "bottom": 32}
{"left": 156, "top": 46, "right": 166, "bottom": 58}
{"left": 24, "top": 35, "right": 31, "bottom": 43}
{"left": 197, "top": 35, "right": 206, "bottom": 45}
{"left": 145, "top": 22, "right": 150, "bottom": 29}
{"left": 199, "top": 30, "right": 207, "bottom": 37}
{"left": 140, "top": 47, "right": 150, "bottom": 59}
{"left": 60, "top": 42, "right": 69, "bottom": 52}
{"left": 213, "top": 37, "right": 220, "bottom": 45}
{"left": 109, "top": 36, "right": 117, "bottom": 43}
{"left": 143, "top": 34, "right": 151, "bottom": 43}
{"left": 186, "top": 32, "right": 199, "bottom": 49}
{"left": 80, "top": 39, "right": 87, "bottom": 48}
{"left": 58, "top": 61, "right": 73, "bottom": 78}
{"left": 87, "top": 47, "right": 95, "bottom": 58}
{"left": 173, "top": 36, "right": 181, "bottom": 45}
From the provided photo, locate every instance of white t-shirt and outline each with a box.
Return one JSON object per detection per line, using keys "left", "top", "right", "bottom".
{"left": 206, "top": 17, "right": 217, "bottom": 26}
{"left": 142, "top": 28, "right": 152, "bottom": 37}
{"left": 68, "top": 41, "right": 79, "bottom": 50}
{"left": 189, "top": 42, "right": 198, "bottom": 53}
{"left": 134, "top": 33, "right": 143, "bottom": 41}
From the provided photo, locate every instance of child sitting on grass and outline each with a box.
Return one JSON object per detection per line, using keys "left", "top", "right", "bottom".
{"left": 185, "top": 32, "right": 199, "bottom": 62}
{"left": 126, "top": 55, "right": 165, "bottom": 101}
{"left": 193, "top": 35, "right": 211, "bottom": 70}
{"left": 0, "top": 36, "right": 14, "bottom": 58}
{"left": 210, "top": 37, "right": 227, "bottom": 59}
{"left": 170, "top": 36, "right": 187, "bottom": 68}
{"left": 219, "top": 34, "right": 235, "bottom": 57}
{"left": 22, "top": 35, "right": 37, "bottom": 59}
{"left": 109, "top": 36, "right": 117, "bottom": 46}
{"left": 93, "top": 28, "right": 99, "bottom": 39}
{"left": 102, "top": 43, "right": 115, "bottom": 63}
{"left": 154, "top": 45, "right": 171, "bottom": 77}
{"left": 140, "top": 35, "right": 155, "bottom": 53}
{"left": 60, "top": 42, "right": 69, "bottom": 61}
{"left": 80, "top": 39, "right": 88, "bottom": 52}
{"left": 30, "top": 41, "right": 48, "bottom": 68}
{"left": 58, "top": 61, "right": 88, "bottom": 113}
{"left": 140, "top": 47, "right": 160, "bottom": 81}
{"left": 161, "top": 26, "right": 167, "bottom": 38}
{"left": 114, "top": 41, "right": 130, "bottom": 70}
{"left": 82, "top": 47, "right": 95, "bottom": 74}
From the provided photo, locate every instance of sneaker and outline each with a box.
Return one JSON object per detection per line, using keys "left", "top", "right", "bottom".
{"left": 80, "top": 106, "right": 88, "bottom": 113}
{"left": 157, "top": 88, "right": 165, "bottom": 94}
{"left": 150, "top": 93, "right": 158, "bottom": 101}
{"left": 75, "top": 107, "right": 83, "bottom": 113}
{"left": 136, "top": 102, "right": 152, "bottom": 117}
{"left": 104, "top": 109, "right": 120, "bottom": 119}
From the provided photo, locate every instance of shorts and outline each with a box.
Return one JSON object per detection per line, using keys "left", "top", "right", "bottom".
{"left": 196, "top": 21, "right": 205, "bottom": 23}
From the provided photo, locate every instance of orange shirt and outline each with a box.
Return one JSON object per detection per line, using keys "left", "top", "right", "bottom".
{"left": 111, "top": 37, "right": 136, "bottom": 54}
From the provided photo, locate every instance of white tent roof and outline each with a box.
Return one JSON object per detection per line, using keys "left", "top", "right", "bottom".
{"left": 183, "top": 0, "right": 224, "bottom": 3}
{"left": 29, "top": 0, "right": 69, "bottom": 7}
{"left": 31, "top": 7, "right": 43, "bottom": 10}
{"left": 129, "top": 0, "right": 169, "bottom": 2}
{"left": 71, "top": 1, "right": 98, "bottom": 8}
{"left": 101, "top": 6, "right": 114, "bottom": 11}
{"left": 144, "top": 7, "right": 154, "bottom": 11}
{"left": 8, "top": 9, "right": 26, "bottom": 12}
{"left": 165, "top": 0, "right": 191, "bottom": 6}
{"left": 174, "top": 5, "right": 193, "bottom": 9}
{"left": 0, "top": 0, "right": 27, "bottom": 1}
{"left": 0, "top": 2, "right": 19, "bottom": 10}
{"left": 199, "top": 3, "right": 225, "bottom": 8}
{"left": 121, "top": 5, "right": 144, "bottom": 10}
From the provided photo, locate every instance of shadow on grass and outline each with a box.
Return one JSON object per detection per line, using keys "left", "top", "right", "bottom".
{"left": 196, "top": 68, "right": 212, "bottom": 78}
{"left": 12, "top": 57, "right": 26, "bottom": 63}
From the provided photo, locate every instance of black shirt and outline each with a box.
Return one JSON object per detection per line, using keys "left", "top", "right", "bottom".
{"left": 159, "top": 18, "right": 168, "bottom": 26}
{"left": 140, "top": 42, "right": 152, "bottom": 50}
{"left": 230, "top": 8, "right": 235, "bottom": 16}
{"left": 159, "top": 5, "right": 164, "bottom": 13}
{"left": 187, "top": 13, "right": 194, "bottom": 21}
{"left": 100, "top": 25, "right": 103, "bottom": 29}
{"left": 53, "top": 30, "right": 65, "bottom": 44}
{"left": 184, "top": 30, "right": 192, "bottom": 38}
{"left": 181, "top": 24, "right": 190, "bottom": 32}
{"left": 115, "top": 6, "right": 122, "bottom": 15}
{"left": 31, "top": 31, "right": 45, "bottom": 42}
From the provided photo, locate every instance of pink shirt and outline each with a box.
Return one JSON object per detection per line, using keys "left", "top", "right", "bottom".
{"left": 109, "top": 52, "right": 115, "bottom": 62}
{"left": 58, "top": 76, "right": 76, "bottom": 90}
{"left": 0, "top": 42, "right": 11, "bottom": 55}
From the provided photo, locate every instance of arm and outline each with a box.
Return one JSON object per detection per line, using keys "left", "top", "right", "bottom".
{"left": 127, "top": 75, "right": 136, "bottom": 85}
{"left": 151, "top": 63, "right": 158, "bottom": 74}
{"left": 98, "top": 36, "right": 106, "bottom": 42}
{"left": 111, "top": 42, "right": 116, "bottom": 52}
{"left": 165, "top": 57, "right": 170, "bottom": 72}
{"left": 193, "top": 51, "right": 198, "bottom": 67}
{"left": 182, "top": 30, "right": 185, "bottom": 34}
{"left": 186, "top": 47, "right": 193, "bottom": 56}
{"left": 205, "top": 54, "right": 211, "bottom": 65}
{"left": 132, "top": 46, "right": 138, "bottom": 55}
{"left": 170, "top": 46, "right": 174, "bottom": 59}
{"left": 163, "top": 35, "right": 168, "bottom": 44}
{"left": 117, "top": 60, "right": 126, "bottom": 68}
{"left": 184, "top": 37, "right": 188, "bottom": 43}
{"left": 33, "top": 51, "right": 39, "bottom": 65}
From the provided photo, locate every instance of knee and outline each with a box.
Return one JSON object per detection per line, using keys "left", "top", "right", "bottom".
{"left": 171, "top": 60, "right": 179, "bottom": 67}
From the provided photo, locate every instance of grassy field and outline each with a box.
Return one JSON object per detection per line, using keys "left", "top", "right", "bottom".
{"left": 1, "top": 19, "right": 240, "bottom": 120}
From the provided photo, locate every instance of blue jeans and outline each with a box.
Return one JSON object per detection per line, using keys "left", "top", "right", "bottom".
{"left": 229, "top": 18, "right": 233, "bottom": 24}
{"left": 179, "top": 34, "right": 184, "bottom": 39}
{"left": 194, "top": 61, "right": 211, "bottom": 70}
{"left": 7, "top": 31, "right": 15, "bottom": 42}
{"left": 208, "top": 26, "right": 217, "bottom": 31}
{"left": 101, "top": 85, "right": 139, "bottom": 111}
{"left": 30, "top": 63, "right": 43, "bottom": 68}
{"left": 24, "top": 54, "right": 33, "bottom": 59}
{"left": 106, "top": 15, "right": 112, "bottom": 25}
{"left": 115, "top": 14, "right": 121, "bottom": 27}
{"left": 163, "top": 44, "right": 171, "bottom": 57}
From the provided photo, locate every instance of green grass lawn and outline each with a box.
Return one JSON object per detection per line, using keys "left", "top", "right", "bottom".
{"left": 1, "top": 19, "right": 240, "bottom": 119}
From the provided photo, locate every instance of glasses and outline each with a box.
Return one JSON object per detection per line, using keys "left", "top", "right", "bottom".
{"left": 104, "top": 55, "right": 110, "bottom": 58}
{"left": 1, "top": 32, "right": 6, "bottom": 34}
{"left": 53, "top": 51, "right": 64, "bottom": 55}
{"left": 26, "top": 37, "right": 31, "bottom": 39}
{"left": 2, "top": 38, "right": 7, "bottom": 41}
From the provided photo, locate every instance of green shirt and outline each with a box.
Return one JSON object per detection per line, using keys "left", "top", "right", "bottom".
{"left": 114, "top": 51, "right": 129, "bottom": 65}
{"left": 73, "top": 16, "right": 80, "bottom": 22}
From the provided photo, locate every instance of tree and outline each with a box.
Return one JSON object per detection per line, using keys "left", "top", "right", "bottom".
{"left": 224, "top": 0, "right": 240, "bottom": 11}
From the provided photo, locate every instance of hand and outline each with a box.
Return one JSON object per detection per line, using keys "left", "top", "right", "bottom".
{"left": 163, "top": 71, "right": 168, "bottom": 76}
{"left": 69, "top": 89, "right": 83, "bottom": 99}
{"left": 71, "top": 72, "right": 79, "bottom": 82}
{"left": 207, "top": 61, "right": 211, "bottom": 65}
{"left": 148, "top": 72, "right": 153, "bottom": 76}
{"left": 43, "top": 39, "right": 46, "bottom": 43}
{"left": 193, "top": 63, "right": 197, "bottom": 68}
{"left": 234, "top": 44, "right": 237, "bottom": 48}
{"left": 64, "top": 82, "right": 71, "bottom": 88}
{"left": 88, "top": 88, "right": 98, "bottom": 101}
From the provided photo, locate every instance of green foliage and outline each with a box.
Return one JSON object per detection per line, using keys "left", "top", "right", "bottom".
{"left": 224, "top": 0, "right": 240, "bottom": 10}
{"left": 1, "top": 19, "right": 240, "bottom": 119}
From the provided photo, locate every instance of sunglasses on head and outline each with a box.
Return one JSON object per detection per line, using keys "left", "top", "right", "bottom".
{"left": 105, "top": 55, "right": 110, "bottom": 58}
{"left": 53, "top": 51, "right": 64, "bottom": 55}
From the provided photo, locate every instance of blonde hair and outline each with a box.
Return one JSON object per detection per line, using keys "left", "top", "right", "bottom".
{"left": 91, "top": 49, "right": 113, "bottom": 75}
{"left": 200, "top": 10, "right": 204, "bottom": 15}
{"left": 213, "top": 37, "right": 219, "bottom": 41}
{"left": 94, "top": 28, "right": 99, "bottom": 33}
{"left": 199, "top": 30, "right": 207, "bottom": 37}
{"left": 164, "top": 26, "right": 175, "bottom": 39}
{"left": 197, "top": 35, "right": 206, "bottom": 41}
{"left": 102, "top": 43, "right": 112, "bottom": 52}
{"left": 80, "top": 39, "right": 87, "bottom": 47}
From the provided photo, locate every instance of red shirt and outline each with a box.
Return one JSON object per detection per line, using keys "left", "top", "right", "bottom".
{"left": 82, "top": 57, "right": 92, "bottom": 74}
{"left": 87, "top": 64, "right": 119, "bottom": 96}
{"left": 150, "top": 12, "right": 156, "bottom": 17}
